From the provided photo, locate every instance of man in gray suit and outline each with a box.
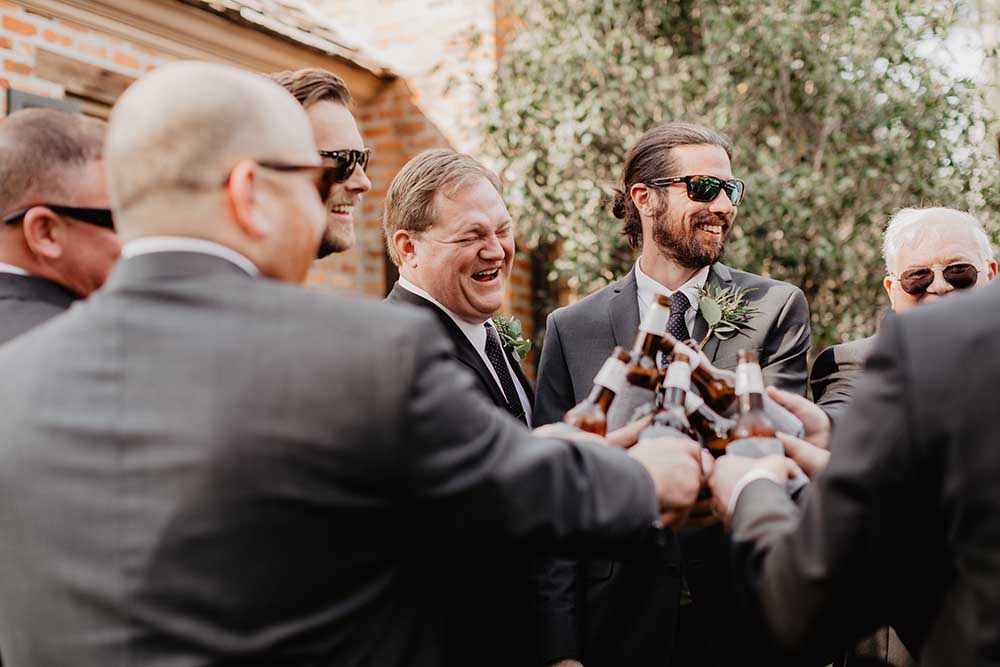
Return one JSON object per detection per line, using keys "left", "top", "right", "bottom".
{"left": 810, "top": 207, "right": 995, "bottom": 422}
{"left": 0, "top": 61, "right": 707, "bottom": 667}
{"left": 0, "top": 108, "right": 120, "bottom": 344}
{"left": 533, "top": 122, "right": 811, "bottom": 667}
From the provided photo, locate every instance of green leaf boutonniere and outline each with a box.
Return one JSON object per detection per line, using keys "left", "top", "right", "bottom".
{"left": 696, "top": 284, "right": 759, "bottom": 348}
{"left": 492, "top": 314, "right": 532, "bottom": 361}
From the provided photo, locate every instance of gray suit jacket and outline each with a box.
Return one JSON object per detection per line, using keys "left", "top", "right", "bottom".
{"left": 532, "top": 262, "right": 811, "bottom": 667}
{"left": 0, "top": 251, "right": 663, "bottom": 667}
{"left": 729, "top": 282, "right": 1000, "bottom": 666}
{"left": 0, "top": 272, "right": 78, "bottom": 345}
{"left": 809, "top": 335, "right": 876, "bottom": 423}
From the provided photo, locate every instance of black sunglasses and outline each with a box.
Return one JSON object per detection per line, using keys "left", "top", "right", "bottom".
{"left": 318, "top": 148, "right": 371, "bottom": 183}
{"left": 1, "top": 205, "right": 115, "bottom": 230}
{"left": 896, "top": 262, "right": 979, "bottom": 296}
{"left": 646, "top": 175, "right": 746, "bottom": 206}
{"left": 257, "top": 161, "right": 346, "bottom": 201}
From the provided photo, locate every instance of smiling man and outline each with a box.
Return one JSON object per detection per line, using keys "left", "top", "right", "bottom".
{"left": 383, "top": 149, "right": 535, "bottom": 667}
{"left": 532, "top": 121, "right": 811, "bottom": 667}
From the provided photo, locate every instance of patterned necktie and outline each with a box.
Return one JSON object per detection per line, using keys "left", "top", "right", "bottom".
{"left": 667, "top": 291, "right": 691, "bottom": 342}
{"left": 484, "top": 323, "right": 528, "bottom": 424}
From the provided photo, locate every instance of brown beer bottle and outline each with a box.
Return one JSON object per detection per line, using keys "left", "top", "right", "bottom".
{"left": 625, "top": 294, "right": 671, "bottom": 391}
{"left": 563, "top": 346, "right": 631, "bottom": 436}
{"left": 658, "top": 334, "right": 737, "bottom": 414}
{"left": 731, "top": 349, "right": 778, "bottom": 439}
{"left": 686, "top": 393, "right": 735, "bottom": 457}
{"left": 639, "top": 352, "right": 698, "bottom": 441}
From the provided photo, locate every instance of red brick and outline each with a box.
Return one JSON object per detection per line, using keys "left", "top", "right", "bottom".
{"left": 112, "top": 50, "right": 141, "bottom": 70}
{"left": 42, "top": 28, "right": 72, "bottom": 48}
{"left": 0, "top": 1, "right": 21, "bottom": 10}
{"left": 396, "top": 120, "right": 426, "bottom": 134}
{"left": 377, "top": 107, "right": 406, "bottom": 120}
{"left": 4, "top": 59, "right": 31, "bottom": 76}
{"left": 2, "top": 15, "right": 37, "bottom": 37}
{"left": 363, "top": 125, "right": 391, "bottom": 138}
{"left": 0, "top": 77, "right": 9, "bottom": 89}
{"left": 0, "top": 36, "right": 10, "bottom": 50}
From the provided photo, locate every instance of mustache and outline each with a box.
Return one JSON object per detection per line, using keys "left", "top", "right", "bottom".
{"left": 690, "top": 210, "right": 734, "bottom": 228}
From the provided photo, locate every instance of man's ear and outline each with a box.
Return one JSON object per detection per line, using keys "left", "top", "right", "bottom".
{"left": 226, "top": 160, "right": 268, "bottom": 240}
{"left": 392, "top": 229, "right": 419, "bottom": 268}
{"left": 629, "top": 183, "right": 656, "bottom": 217}
{"left": 987, "top": 259, "right": 997, "bottom": 280}
{"left": 883, "top": 275, "right": 897, "bottom": 309}
{"left": 22, "top": 207, "right": 66, "bottom": 260}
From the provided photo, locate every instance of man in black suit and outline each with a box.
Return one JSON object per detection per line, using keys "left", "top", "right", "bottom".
{"left": 533, "top": 122, "right": 811, "bottom": 667}
{"left": 383, "top": 149, "right": 537, "bottom": 666}
{"left": 0, "top": 108, "right": 120, "bottom": 344}
{"left": 710, "top": 278, "right": 1000, "bottom": 667}
{"left": 0, "top": 60, "right": 707, "bottom": 667}
{"left": 810, "top": 206, "right": 995, "bottom": 422}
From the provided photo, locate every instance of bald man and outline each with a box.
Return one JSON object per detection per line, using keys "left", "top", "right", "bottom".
{"left": 0, "top": 108, "right": 119, "bottom": 344}
{"left": 0, "top": 61, "right": 705, "bottom": 666}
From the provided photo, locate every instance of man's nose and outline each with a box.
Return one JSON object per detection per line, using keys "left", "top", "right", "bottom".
{"left": 709, "top": 189, "right": 734, "bottom": 214}
{"left": 924, "top": 269, "right": 953, "bottom": 296}
{"left": 479, "top": 235, "right": 505, "bottom": 259}
{"left": 346, "top": 166, "right": 372, "bottom": 194}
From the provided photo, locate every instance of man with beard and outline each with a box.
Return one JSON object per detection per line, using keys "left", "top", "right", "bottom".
{"left": 533, "top": 122, "right": 811, "bottom": 667}
{"left": 269, "top": 68, "right": 371, "bottom": 257}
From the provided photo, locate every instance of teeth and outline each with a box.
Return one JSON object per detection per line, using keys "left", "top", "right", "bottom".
{"left": 473, "top": 269, "right": 500, "bottom": 278}
{"left": 702, "top": 224, "right": 722, "bottom": 233}
{"left": 330, "top": 205, "right": 353, "bottom": 214}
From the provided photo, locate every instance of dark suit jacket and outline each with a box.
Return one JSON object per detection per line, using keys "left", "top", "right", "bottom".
{"left": 533, "top": 263, "right": 812, "bottom": 667}
{"left": 386, "top": 281, "right": 537, "bottom": 667}
{"left": 809, "top": 335, "right": 876, "bottom": 422}
{"left": 0, "top": 272, "right": 78, "bottom": 344}
{"left": 0, "top": 251, "right": 664, "bottom": 667}
{"left": 729, "top": 281, "right": 1000, "bottom": 667}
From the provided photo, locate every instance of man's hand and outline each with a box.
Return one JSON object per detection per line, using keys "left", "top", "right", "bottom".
{"left": 708, "top": 454, "right": 794, "bottom": 524}
{"left": 605, "top": 414, "right": 653, "bottom": 449}
{"left": 547, "top": 660, "right": 584, "bottom": 667}
{"left": 776, "top": 432, "right": 830, "bottom": 479}
{"left": 767, "top": 386, "right": 831, "bottom": 449}
{"left": 629, "top": 436, "right": 703, "bottom": 527}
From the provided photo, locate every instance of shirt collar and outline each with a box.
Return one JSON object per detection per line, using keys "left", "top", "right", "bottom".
{"left": 396, "top": 275, "right": 491, "bottom": 347}
{"left": 0, "top": 262, "right": 29, "bottom": 276}
{"left": 121, "top": 237, "right": 260, "bottom": 277}
{"left": 634, "top": 259, "right": 710, "bottom": 312}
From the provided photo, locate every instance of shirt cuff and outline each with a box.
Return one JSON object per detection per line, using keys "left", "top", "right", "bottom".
{"left": 727, "top": 469, "right": 786, "bottom": 517}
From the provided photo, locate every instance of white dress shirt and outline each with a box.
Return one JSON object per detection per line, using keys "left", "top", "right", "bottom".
{"left": 634, "top": 258, "right": 710, "bottom": 337}
{"left": 397, "top": 276, "right": 533, "bottom": 426}
{"left": 0, "top": 262, "right": 29, "bottom": 276}
{"left": 122, "top": 237, "right": 260, "bottom": 277}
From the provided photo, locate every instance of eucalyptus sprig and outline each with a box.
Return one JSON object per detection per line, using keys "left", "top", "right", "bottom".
{"left": 696, "top": 284, "right": 759, "bottom": 348}
{"left": 492, "top": 314, "right": 532, "bottom": 361}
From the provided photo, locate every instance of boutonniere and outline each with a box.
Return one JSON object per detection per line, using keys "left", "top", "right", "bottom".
{"left": 696, "top": 284, "right": 758, "bottom": 348}
{"left": 492, "top": 314, "right": 532, "bottom": 361}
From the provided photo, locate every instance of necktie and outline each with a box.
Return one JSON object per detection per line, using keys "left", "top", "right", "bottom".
{"left": 484, "top": 323, "right": 528, "bottom": 424}
{"left": 667, "top": 291, "right": 691, "bottom": 342}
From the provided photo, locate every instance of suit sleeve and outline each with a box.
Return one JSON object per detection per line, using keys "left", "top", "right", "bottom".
{"left": 403, "top": 315, "right": 661, "bottom": 554}
{"left": 809, "top": 344, "right": 857, "bottom": 424}
{"left": 729, "top": 315, "right": 934, "bottom": 663}
{"left": 760, "top": 287, "right": 811, "bottom": 396}
{"left": 533, "top": 311, "right": 577, "bottom": 426}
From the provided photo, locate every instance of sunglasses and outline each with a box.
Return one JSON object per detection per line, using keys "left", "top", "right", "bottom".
{"left": 1, "top": 205, "right": 114, "bottom": 230}
{"left": 896, "top": 262, "right": 980, "bottom": 296}
{"left": 646, "top": 175, "right": 746, "bottom": 206}
{"left": 318, "top": 148, "right": 371, "bottom": 183}
{"left": 257, "top": 161, "right": 347, "bottom": 201}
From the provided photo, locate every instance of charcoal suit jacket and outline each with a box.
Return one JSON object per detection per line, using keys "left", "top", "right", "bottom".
{"left": 0, "top": 250, "right": 664, "bottom": 667}
{"left": 0, "top": 272, "right": 78, "bottom": 345}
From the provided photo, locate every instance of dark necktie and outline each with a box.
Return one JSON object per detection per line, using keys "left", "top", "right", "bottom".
{"left": 484, "top": 323, "right": 527, "bottom": 424}
{"left": 667, "top": 291, "right": 691, "bottom": 342}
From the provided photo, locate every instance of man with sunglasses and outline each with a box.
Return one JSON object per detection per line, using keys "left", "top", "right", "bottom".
{"left": 533, "top": 122, "right": 811, "bottom": 667}
{"left": 0, "top": 108, "right": 120, "bottom": 345}
{"left": 811, "top": 206, "right": 996, "bottom": 423}
{"left": 269, "top": 68, "right": 372, "bottom": 258}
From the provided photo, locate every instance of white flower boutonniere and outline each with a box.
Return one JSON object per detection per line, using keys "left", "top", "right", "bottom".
{"left": 696, "top": 284, "right": 759, "bottom": 348}
{"left": 492, "top": 314, "right": 532, "bottom": 361}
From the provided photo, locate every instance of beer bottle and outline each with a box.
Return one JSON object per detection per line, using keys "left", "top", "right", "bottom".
{"left": 563, "top": 346, "right": 631, "bottom": 436}
{"left": 686, "top": 393, "right": 735, "bottom": 457}
{"left": 640, "top": 352, "right": 697, "bottom": 441}
{"left": 726, "top": 349, "right": 785, "bottom": 459}
{"left": 625, "top": 294, "right": 671, "bottom": 391}
{"left": 658, "top": 334, "right": 737, "bottom": 414}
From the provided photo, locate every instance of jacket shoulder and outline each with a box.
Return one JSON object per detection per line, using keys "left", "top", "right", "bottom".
{"left": 548, "top": 276, "right": 627, "bottom": 328}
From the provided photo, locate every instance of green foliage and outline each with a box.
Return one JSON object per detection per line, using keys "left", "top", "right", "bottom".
{"left": 696, "top": 284, "right": 759, "bottom": 345}
{"left": 485, "top": 0, "right": 999, "bottom": 351}
{"left": 493, "top": 314, "right": 533, "bottom": 360}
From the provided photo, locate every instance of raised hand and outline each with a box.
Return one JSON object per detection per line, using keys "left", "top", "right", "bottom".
{"left": 628, "top": 436, "right": 703, "bottom": 527}
{"left": 776, "top": 432, "right": 830, "bottom": 479}
{"left": 708, "top": 454, "right": 796, "bottom": 524}
{"left": 766, "top": 386, "right": 831, "bottom": 449}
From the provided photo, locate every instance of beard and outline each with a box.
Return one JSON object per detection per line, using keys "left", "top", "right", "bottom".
{"left": 651, "top": 204, "right": 734, "bottom": 269}
{"left": 316, "top": 234, "right": 346, "bottom": 259}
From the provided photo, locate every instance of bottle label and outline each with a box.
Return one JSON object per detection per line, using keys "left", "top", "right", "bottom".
{"left": 671, "top": 340, "right": 702, "bottom": 369}
{"left": 639, "top": 301, "right": 670, "bottom": 335}
{"left": 662, "top": 360, "right": 691, "bottom": 390}
{"left": 683, "top": 392, "right": 705, "bottom": 416}
{"left": 640, "top": 423, "right": 695, "bottom": 442}
{"left": 726, "top": 437, "right": 783, "bottom": 458}
{"left": 593, "top": 357, "right": 628, "bottom": 391}
{"left": 734, "top": 362, "right": 765, "bottom": 396}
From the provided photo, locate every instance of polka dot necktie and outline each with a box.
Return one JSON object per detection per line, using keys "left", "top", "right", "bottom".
{"left": 484, "top": 323, "right": 528, "bottom": 424}
{"left": 667, "top": 291, "right": 691, "bottom": 342}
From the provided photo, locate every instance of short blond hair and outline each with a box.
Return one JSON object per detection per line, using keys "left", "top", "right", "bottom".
{"left": 882, "top": 206, "right": 994, "bottom": 275}
{"left": 383, "top": 149, "right": 502, "bottom": 266}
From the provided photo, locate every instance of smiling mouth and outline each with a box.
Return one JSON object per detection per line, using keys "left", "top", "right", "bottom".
{"left": 696, "top": 222, "right": 726, "bottom": 236}
{"left": 329, "top": 204, "right": 354, "bottom": 216}
{"left": 472, "top": 268, "right": 501, "bottom": 283}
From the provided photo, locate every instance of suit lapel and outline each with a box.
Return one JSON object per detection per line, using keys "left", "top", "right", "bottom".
{"left": 608, "top": 269, "right": 640, "bottom": 350}
{"left": 385, "top": 283, "right": 510, "bottom": 409}
{"left": 509, "top": 354, "right": 534, "bottom": 406}
{"left": 691, "top": 263, "right": 733, "bottom": 363}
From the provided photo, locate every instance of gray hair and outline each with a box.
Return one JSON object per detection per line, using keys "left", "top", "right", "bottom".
{"left": 882, "top": 207, "right": 994, "bottom": 275}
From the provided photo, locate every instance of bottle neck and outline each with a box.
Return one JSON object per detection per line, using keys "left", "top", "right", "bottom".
{"left": 661, "top": 386, "right": 686, "bottom": 409}
{"left": 586, "top": 384, "right": 616, "bottom": 411}
{"left": 632, "top": 330, "right": 661, "bottom": 359}
{"left": 735, "top": 360, "right": 765, "bottom": 397}
{"left": 738, "top": 391, "right": 765, "bottom": 414}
